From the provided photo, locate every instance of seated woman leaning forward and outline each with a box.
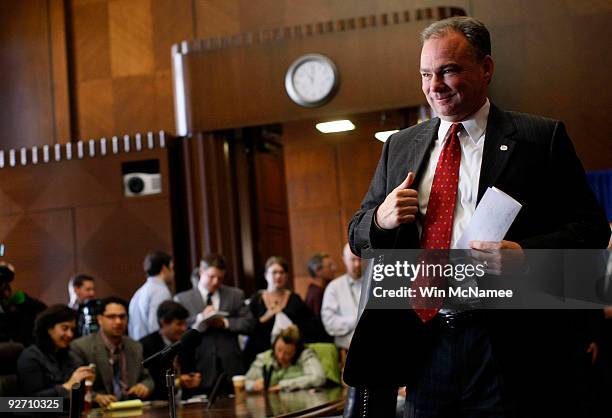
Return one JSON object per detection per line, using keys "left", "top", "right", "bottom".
{"left": 245, "top": 325, "right": 326, "bottom": 392}
{"left": 17, "top": 304, "right": 94, "bottom": 397}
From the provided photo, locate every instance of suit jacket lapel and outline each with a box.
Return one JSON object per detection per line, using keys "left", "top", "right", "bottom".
{"left": 407, "top": 118, "right": 439, "bottom": 185}
{"left": 217, "top": 286, "right": 228, "bottom": 312}
{"left": 123, "top": 338, "right": 138, "bottom": 387}
{"left": 477, "top": 104, "right": 517, "bottom": 203}
{"left": 95, "top": 333, "right": 114, "bottom": 394}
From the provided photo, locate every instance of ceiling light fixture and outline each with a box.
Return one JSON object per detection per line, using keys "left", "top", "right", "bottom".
{"left": 315, "top": 120, "right": 355, "bottom": 133}
{"left": 374, "top": 129, "right": 399, "bottom": 142}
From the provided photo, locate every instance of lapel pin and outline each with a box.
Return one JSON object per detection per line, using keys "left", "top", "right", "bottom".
{"left": 500, "top": 145, "right": 508, "bottom": 151}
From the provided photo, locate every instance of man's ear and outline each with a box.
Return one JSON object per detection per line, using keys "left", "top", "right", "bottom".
{"left": 483, "top": 55, "right": 494, "bottom": 84}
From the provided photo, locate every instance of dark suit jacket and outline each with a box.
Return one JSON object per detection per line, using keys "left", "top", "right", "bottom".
{"left": 174, "top": 285, "right": 254, "bottom": 393}
{"left": 344, "top": 105, "right": 610, "bottom": 406}
{"left": 69, "top": 332, "right": 154, "bottom": 399}
{"left": 139, "top": 331, "right": 197, "bottom": 400}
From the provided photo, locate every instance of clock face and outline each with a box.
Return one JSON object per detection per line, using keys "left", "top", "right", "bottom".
{"left": 285, "top": 54, "right": 339, "bottom": 107}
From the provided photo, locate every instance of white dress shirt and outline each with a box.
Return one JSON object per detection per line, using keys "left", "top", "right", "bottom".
{"left": 321, "top": 273, "right": 363, "bottom": 349}
{"left": 128, "top": 276, "right": 172, "bottom": 340}
{"left": 417, "top": 99, "right": 490, "bottom": 249}
{"left": 192, "top": 283, "right": 227, "bottom": 330}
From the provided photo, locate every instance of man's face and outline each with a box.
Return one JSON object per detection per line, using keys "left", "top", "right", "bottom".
{"left": 160, "top": 319, "right": 187, "bottom": 343}
{"left": 74, "top": 280, "right": 95, "bottom": 302}
{"left": 318, "top": 257, "right": 337, "bottom": 282}
{"left": 420, "top": 31, "right": 493, "bottom": 122}
{"left": 273, "top": 338, "right": 297, "bottom": 369}
{"left": 343, "top": 252, "right": 362, "bottom": 279}
{"left": 98, "top": 303, "right": 128, "bottom": 339}
{"left": 161, "top": 261, "right": 175, "bottom": 285}
{"left": 200, "top": 266, "right": 225, "bottom": 294}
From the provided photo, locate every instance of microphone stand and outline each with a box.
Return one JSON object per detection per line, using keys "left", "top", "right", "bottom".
{"left": 165, "top": 367, "right": 177, "bottom": 418}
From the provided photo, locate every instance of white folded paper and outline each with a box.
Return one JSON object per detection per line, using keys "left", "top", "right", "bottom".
{"left": 455, "top": 187, "right": 522, "bottom": 249}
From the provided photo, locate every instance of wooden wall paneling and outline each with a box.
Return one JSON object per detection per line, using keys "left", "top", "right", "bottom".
{"left": 76, "top": 78, "right": 115, "bottom": 139}
{"left": 251, "top": 136, "right": 293, "bottom": 292}
{"left": 0, "top": 209, "right": 75, "bottom": 304}
{"left": 194, "top": 0, "right": 240, "bottom": 39}
{"left": 75, "top": 197, "right": 173, "bottom": 301}
{"left": 108, "top": 0, "right": 155, "bottom": 77}
{"left": 181, "top": 133, "right": 245, "bottom": 289}
{"left": 71, "top": 0, "right": 112, "bottom": 83}
{"left": 186, "top": 13, "right": 429, "bottom": 132}
{"left": 151, "top": 0, "right": 196, "bottom": 71}
{"left": 112, "top": 75, "right": 157, "bottom": 135}
{"left": 50, "top": 0, "right": 72, "bottom": 143}
{"left": 0, "top": 0, "right": 56, "bottom": 149}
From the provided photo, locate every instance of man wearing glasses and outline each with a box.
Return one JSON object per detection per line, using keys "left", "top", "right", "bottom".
{"left": 70, "top": 296, "right": 154, "bottom": 407}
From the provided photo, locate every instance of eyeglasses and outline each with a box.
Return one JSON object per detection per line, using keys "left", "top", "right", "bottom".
{"left": 101, "top": 314, "right": 127, "bottom": 321}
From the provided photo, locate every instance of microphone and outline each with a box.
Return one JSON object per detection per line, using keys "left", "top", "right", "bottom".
{"left": 142, "top": 329, "right": 201, "bottom": 367}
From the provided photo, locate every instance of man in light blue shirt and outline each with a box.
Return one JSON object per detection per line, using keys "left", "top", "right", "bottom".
{"left": 128, "top": 251, "right": 174, "bottom": 340}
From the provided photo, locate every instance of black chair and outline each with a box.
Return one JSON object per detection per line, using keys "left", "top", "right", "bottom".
{"left": 69, "top": 382, "right": 85, "bottom": 418}
{"left": 0, "top": 342, "right": 24, "bottom": 396}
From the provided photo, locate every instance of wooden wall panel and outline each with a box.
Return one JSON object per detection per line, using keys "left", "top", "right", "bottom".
{"left": 0, "top": 209, "right": 75, "bottom": 304}
{"left": 75, "top": 198, "right": 173, "bottom": 300}
{"left": 112, "top": 75, "right": 157, "bottom": 134}
{"left": 76, "top": 79, "right": 114, "bottom": 139}
{"left": 108, "top": 0, "right": 155, "bottom": 77}
{"left": 72, "top": 0, "right": 112, "bottom": 82}
{"left": 0, "top": 137, "right": 175, "bottom": 303}
{"left": 69, "top": 0, "right": 195, "bottom": 139}
{"left": 281, "top": 110, "right": 403, "bottom": 297}
{"left": 0, "top": 0, "right": 63, "bottom": 148}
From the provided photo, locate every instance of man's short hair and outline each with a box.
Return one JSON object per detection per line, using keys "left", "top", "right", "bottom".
{"left": 143, "top": 251, "right": 172, "bottom": 277}
{"left": 200, "top": 253, "right": 226, "bottom": 271}
{"left": 157, "top": 300, "right": 189, "bottom": 326}
{"left": 421, "top": 16, "right": 491, "bottom": 60}
{"left": 71, "top": 274, "right": 94, "bottom": 288}
{"left": 99, "top": 296, "right": 128, "bottom": 315}
{"left": 307, "top": 253, "right": 330, "bottom": 278}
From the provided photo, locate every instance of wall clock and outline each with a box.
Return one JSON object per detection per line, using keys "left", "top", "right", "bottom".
{"left": 284, "top": 54, "right": 339, "bottom": 107}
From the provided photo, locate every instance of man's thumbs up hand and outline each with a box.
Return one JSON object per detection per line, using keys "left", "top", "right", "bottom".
{"left": 375, "top": 171, "right": 419, "bottom": 230}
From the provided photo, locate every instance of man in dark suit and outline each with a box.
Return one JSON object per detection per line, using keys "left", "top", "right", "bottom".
{"left": 344, "top": 16, "right": 611, "bottom": 417}
{"left": 70, "top": 297, "right": 153, "bottom": 408}
{"left": 174, "top": 254, "right": 254, "bottom": 394}
{"left": 139, "top": 300, "right": 201, "bottom": 400}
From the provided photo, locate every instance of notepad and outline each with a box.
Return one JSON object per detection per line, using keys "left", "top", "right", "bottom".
{"left": 106, "top": 399, "right": 143, "bottom": 411}
{"left": 455, "top": 187, "right": 522, "bottom": 249}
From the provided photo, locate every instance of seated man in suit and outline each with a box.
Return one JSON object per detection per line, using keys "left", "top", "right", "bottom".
{"left": 174, "top": 254, "right": 254, "bottom": 394}
{"left": 70, "top": 296, "right": 154, "bottom": 408}
{"left": 139, "top": 300, "right": 202, "bottom": 400}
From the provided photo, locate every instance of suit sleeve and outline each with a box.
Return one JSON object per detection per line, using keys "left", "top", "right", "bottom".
{"left": 17, "top": 351, "right": 69, "bottom": 397}
{"left": 69, "top": 340, "right": 89, "bottom": 367}
{"left": 135, "top": 343, "right": 155, "bottom": 392}
{"left": 227, "top": 290, "right": 255, "bottom": 334}
{"left": 518, "top": 122, "right": 610, "bottom": 249}
{"left": 348, "top": 135, "right": 402, "bottom": 257}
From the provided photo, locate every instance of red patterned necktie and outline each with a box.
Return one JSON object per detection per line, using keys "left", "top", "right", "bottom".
{"left": 413, "top": 123, "right": 462, "bottom": 322}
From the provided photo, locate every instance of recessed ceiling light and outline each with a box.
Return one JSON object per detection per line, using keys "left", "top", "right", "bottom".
{"left": 315, "top": 120, "right": 355, "bottom": 133}
{"left": 374, "top": 129, "right": 399, "bottom": 142}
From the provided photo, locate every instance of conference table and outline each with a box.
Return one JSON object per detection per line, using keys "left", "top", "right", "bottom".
{"left": 88, "top": 387, "right": 345, "bottom": 418}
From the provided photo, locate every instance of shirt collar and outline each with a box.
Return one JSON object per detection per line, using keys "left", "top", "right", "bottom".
{"left": 438, "top": 99, "right": 490, "bottom": 145}
{"left": 99, "top": 330, "right": 123, "bottom": 353}
{"left": 160, "top": 332, "right": 173, "bottom": 347}
{"left": 147, "top": 276, "right": 166, "bottom": 285}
